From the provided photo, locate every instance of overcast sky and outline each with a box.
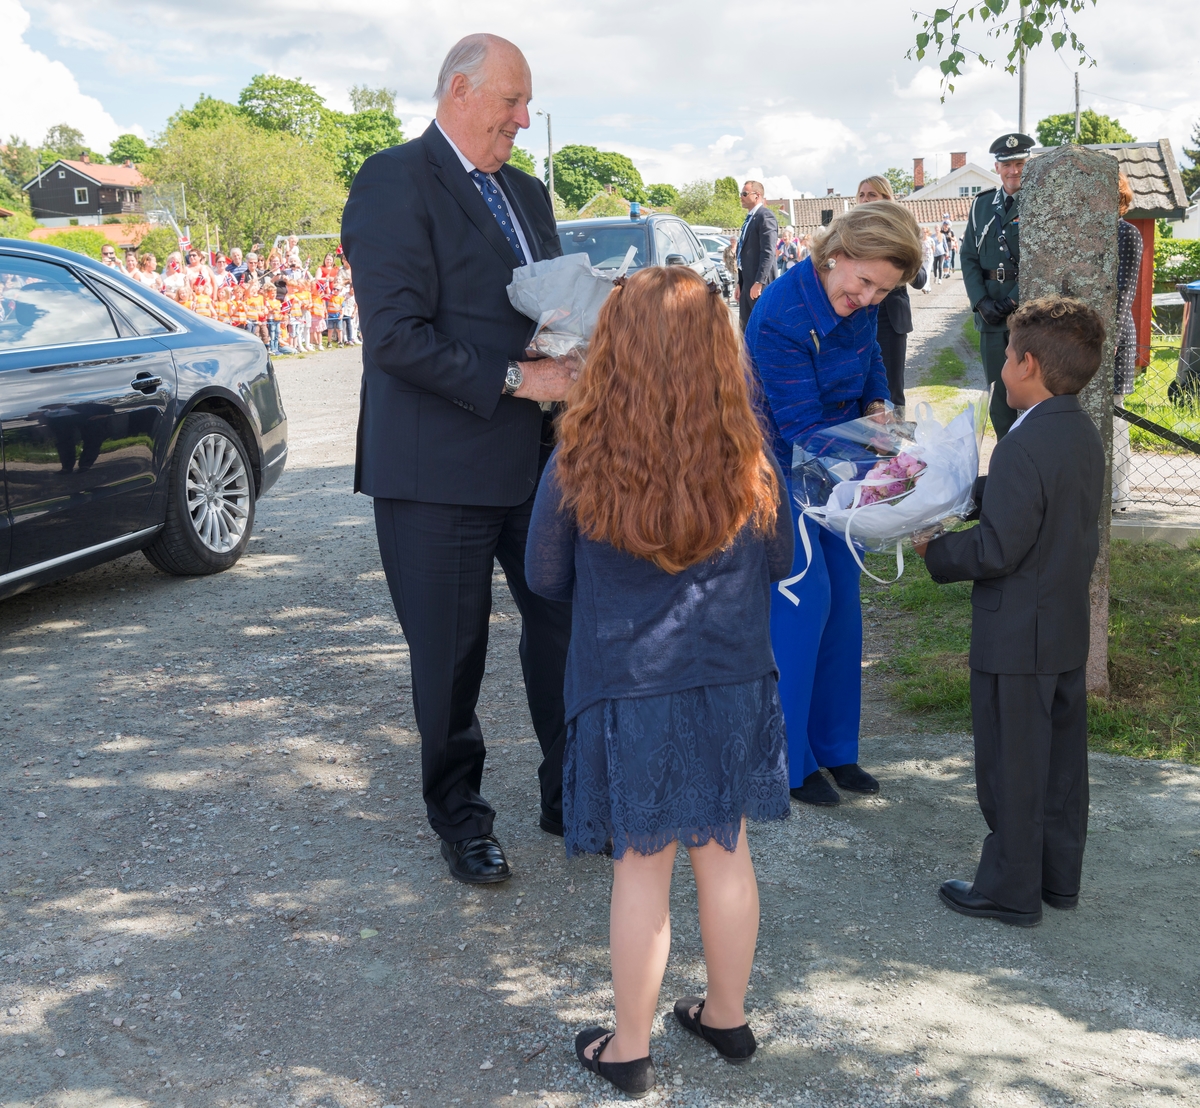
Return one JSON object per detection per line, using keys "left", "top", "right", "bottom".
{"left": 3, "top": 0, "right": 1197, "bottom": 197}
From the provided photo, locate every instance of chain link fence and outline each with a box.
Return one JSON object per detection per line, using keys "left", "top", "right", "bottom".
{"left": 1115, "top": 295, "right": 1200, "bottom": 508}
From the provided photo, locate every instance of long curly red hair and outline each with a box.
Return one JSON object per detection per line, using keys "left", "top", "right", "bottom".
{"left": 555, "top": 265, "right": 778, "bottom": 573}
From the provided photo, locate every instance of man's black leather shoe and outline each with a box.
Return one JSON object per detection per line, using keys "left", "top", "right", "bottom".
{"left": 539, "top": 809, "right": 565, "bottom": 837}
{"left": 828, "top": 763, "right": 880, "bottom": 794}
{"left": 1042, "top": 888, "right": 1079, "bottom": 910}
{"left": 440, "top": 835, "right": 512, "bottom": 884}
{"left": 938, "top": 879, "right": 1041, "bottom": 927}
{"left": 790, "top": 771, "right": 840, "bottom": 807}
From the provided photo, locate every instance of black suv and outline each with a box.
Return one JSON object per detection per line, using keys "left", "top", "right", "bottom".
{"left": 556, "top": 214, "right": 722, "bottom": 286}
{"left": 0, "top": 239, "right": 288, "bottom": 600}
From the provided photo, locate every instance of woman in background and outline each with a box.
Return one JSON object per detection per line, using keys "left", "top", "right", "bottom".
{"left": 1112, "top": 171, "right": 1144, "bottom": 510}
{"left": 856, "top": 176, "right": 927, "bottom": 416}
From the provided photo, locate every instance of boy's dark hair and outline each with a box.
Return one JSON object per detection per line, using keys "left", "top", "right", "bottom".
{"left": 1008, "top": 296, "right": 1106, "bottom": 395}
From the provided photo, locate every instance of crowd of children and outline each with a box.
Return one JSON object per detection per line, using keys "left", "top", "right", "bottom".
{"left": 127, "top": 241, "right": 360, "bottom": 356}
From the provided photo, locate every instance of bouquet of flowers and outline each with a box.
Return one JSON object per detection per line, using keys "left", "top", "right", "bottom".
{"left": 506, "top": 249, "right": 636, "bottom": 358}
{"left": 782, "top": 389, "right": 990, "bottom": 590}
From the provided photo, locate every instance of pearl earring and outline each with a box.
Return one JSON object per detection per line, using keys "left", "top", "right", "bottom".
{"left": 827, "top": 258, "right": 836, "bottom": 269}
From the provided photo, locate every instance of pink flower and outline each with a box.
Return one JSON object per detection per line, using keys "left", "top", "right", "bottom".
{"left": 857, "top": 453, "right": 926, "bottom": 506}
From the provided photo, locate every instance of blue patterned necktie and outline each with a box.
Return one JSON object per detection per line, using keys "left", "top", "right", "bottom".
{"left": 468, "top": 170, "right": 527, "bottom": 266}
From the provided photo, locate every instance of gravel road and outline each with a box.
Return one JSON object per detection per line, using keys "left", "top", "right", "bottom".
{"left": 2, "top": 339, "right": 1198, "bottom": 1108}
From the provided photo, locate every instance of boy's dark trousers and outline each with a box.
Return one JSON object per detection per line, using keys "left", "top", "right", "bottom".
{"left": 970, "top": 666, "right": 1089, "bottom": 915}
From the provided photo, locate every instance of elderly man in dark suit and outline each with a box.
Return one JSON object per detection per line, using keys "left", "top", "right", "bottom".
{"left": 735, "top": 180, "right": 778, "bottom": 331}
{"left": 341, "top": 34, "right": 576, "bottom": 885}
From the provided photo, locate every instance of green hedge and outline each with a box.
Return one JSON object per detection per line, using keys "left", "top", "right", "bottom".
{"left": 1155, "top": 238, "right": 1200, "bottom": 292}
{"left": 37, "top": 228, "right": 111, "bottom": 260}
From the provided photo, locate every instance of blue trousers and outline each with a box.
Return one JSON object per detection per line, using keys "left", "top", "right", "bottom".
{"left": 770, "top": 508, "right": 863, "bottom": 785}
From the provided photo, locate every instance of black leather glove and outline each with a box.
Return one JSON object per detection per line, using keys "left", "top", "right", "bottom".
{"left": 976, "top": 296, "right": 1016, "bottom": 327}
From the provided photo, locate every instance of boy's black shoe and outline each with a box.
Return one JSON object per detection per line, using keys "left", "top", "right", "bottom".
{"left": 828, "top": 763, "right": 880, "bottom": 794}
{"left": 790, "top": 771, "right": 839, "bottom": 807}
{"left": 1042, "top": 888, "right": 1079, "bottom": 910}
{"left": 938, "top": 879, "right": 1041, "bottom": 927}
{"left": 440, "top": 835, "right": 512, "bottom": 884}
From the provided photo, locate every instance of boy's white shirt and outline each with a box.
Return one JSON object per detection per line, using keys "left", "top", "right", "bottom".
{"left": 1008, "top": 399, "right": 1045, "bottom": 433}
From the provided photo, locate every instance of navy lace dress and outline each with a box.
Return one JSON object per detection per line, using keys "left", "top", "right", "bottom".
{"left": 525, "top": 448, "right": 794, "bottom": 859}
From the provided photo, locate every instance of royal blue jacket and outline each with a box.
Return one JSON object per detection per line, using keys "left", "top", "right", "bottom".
{"left": 745, "top": 256, "right": 889, "bottom": 476}
{"left": 525, "top": 448, "right": 793, "bottom": 721}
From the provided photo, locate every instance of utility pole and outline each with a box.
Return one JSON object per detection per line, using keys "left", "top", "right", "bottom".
{"left": 1080, "top": 72, "right": 1089, "bottom": 142}
{"left": 537, "top": 109, "right": 554, "bottom": 200}
{"left": 1017, "top": 0, "right": 1028, "bottom": 134}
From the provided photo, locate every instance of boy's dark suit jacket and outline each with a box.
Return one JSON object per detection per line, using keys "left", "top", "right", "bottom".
{"left": 924, "top": 394, "right": 1104, "bottom": 674}
{"left": 341, "top": 122, "right": 563, "bottom": 507}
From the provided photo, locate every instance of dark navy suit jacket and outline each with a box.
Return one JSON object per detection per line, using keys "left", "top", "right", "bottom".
{"left": 341, "top": 122, "right": 563, "bottom": 506}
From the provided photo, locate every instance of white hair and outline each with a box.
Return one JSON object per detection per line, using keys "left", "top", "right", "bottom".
{"left": 433, "top": 34, "right": 496, "bottom": 100}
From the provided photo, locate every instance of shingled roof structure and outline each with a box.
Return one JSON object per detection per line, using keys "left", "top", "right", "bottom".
{"left": 1030, "top": 140, "right": 1189, "bottom": 221}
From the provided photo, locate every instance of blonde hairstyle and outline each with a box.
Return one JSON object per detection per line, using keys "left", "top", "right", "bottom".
{"left": 810, "top": 202, "right": 923, "bottom": 284}
{"left": 1117, "top": 172, "right": 1134, "bottom": 217}
{"left": 856, "top": 175, "right": 895, "bottom": 201}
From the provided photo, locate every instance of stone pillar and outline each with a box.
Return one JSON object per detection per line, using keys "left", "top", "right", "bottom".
{"left": 1020, "top": 144, "right": 1119, "bottom": 696}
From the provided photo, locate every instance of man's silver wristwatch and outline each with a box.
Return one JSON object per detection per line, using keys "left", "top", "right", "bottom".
{"left": 503, "top": 360, "right": 523, "bottom": 396}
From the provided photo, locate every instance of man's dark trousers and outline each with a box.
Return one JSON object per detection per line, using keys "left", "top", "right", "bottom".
{"left": 374, "top": 485, "right": 571, "bottom": 842}
{"left": 980, "top": 329, "right": 1018, "bottom": 438}
{"left": 970, "top": 665, "right": 1089, "bottom": 914}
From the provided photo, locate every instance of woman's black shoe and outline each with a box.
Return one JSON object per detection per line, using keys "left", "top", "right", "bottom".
{"left": 790, "top": 770, "right": 839, "bottom": 807}
{"left": 574, "top": 1028, "right": 656, "bottom": 1098}
{"left": 673, "top": 997, "right": 756, "bottom": 1063}
{"left": 827, "top": 763, "right": 880, "bottom": 794}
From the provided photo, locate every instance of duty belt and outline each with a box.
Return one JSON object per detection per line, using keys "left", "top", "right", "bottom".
{"left": 984, "top": 265, "right": 1017, "bottom": 282}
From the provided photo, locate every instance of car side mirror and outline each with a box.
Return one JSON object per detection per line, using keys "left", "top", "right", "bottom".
{"left": 664, "top": 254, "right": 687, "bottom": 266}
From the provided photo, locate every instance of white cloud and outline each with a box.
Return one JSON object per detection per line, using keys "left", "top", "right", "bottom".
{"left": 0, "top": 0, "right": 133, "bottom": 149}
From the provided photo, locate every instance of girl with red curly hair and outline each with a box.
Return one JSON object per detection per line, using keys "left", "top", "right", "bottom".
{"left": 526, "top": 265, "right": 794, "bottom": 1098}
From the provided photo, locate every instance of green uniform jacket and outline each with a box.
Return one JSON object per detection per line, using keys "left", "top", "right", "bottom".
{"left": 961, "top": 187, "right": 1020, "bottom": 333}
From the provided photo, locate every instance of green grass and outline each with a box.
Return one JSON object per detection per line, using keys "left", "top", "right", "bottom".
{"left": 962, "top": 314, "right": 980, "bottom": 349}
{"left": 1121, "top": 340, "right": 1200, "bottom": 452}
{"left": 862, "top": 540, "right": 1200, "bottom": 763}
{"left": 923, "top": 346, "right": 968, "bottom": 386}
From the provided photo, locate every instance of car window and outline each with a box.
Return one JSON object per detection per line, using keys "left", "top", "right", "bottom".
{"left": 652, "top": 223, "right": 675, "bottom": 262}
{"left": 673, "top": 223, "right": 703, "bottom": 263}
{"left": 99, "top": 282, "right": 174, "bottom": 336}
{"left": 557, "top": 225, "right": 648, "bottom": 272}
{"left": 0, "top": 256, "right": 119, "bottom": 351}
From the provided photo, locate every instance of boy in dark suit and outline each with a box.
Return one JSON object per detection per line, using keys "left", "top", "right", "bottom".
{"left": 915, "top": 296, "right": 1106, "bottom": 927}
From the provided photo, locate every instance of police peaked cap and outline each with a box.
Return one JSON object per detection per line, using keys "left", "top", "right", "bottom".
{"left": 990, "top": 133, "right": 1035, "bottom": 161}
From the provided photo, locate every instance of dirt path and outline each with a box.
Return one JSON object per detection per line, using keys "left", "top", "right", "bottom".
{"left": 2, "top": 344, "right": 1198, "bottom": 1108}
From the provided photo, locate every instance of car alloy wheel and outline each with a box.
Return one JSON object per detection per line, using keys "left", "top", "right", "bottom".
{"left": 185, "top": 432, "right": 251, "bottom": 553}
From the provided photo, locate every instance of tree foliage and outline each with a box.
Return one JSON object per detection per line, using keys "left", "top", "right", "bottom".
{"left": 714, "top": 176, "right": 739, "bottom": 202}
{"left": 38, "top": 228, "right": 111, "bottom": 259}
{"left": 152, "top": 116, "right": 346, "bottom": 249}
{"left": 320, "top": 108, "right": 403, "bottom": 188}
{"left": 43, "top": 122, "right": 105, "bottom": 163}
{"left": 908, "top": 0, "right": 1099, "bottom": 98}
{"left": 169, "top": 95, "right": 244, "bottom": 131}
{"left": 508, "top": 146, "right": 536, "bottom": 175}
{"left": 674, "top": 179, "right": 744, "bottom": 229}
{"left": 238, "top": 75, "right": 325, "bottom": 140}
{"left": 136, "top": 225, "right": 182, "bottom": 263}
{"left": 109, "top": 134, "right": 151, "bottom": 164}
{"left": 647, "top": 183, "right": 679, "bottom": 208}
{"left": 1181, "top": 119, "right": 1200, "bottom": 198}
{"left": 884, "top": 167, "right": 915, "bottom": 197}
{"left": 349, "top": 85, "right": 397, "bottom": 114}
{"left": 550, "top": 145, "right": 647, "bottom": 210}
{"left": 1036, "top": 109, "right": 1134, "bottom": 146}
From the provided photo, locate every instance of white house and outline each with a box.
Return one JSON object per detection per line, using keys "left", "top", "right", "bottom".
{"left": 910, "top": 154, "right": 1001, "bottom": 202}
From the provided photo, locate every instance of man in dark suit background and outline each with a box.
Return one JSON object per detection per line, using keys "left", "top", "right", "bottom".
{"left": 736, "top": 180, "right": 778, "bottom": 331}
{"left": 341, "top": 34, "right": 576, "bottom": 885}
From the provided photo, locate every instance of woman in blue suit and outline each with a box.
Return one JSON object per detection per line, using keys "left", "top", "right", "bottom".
{"left": 745, "top": 203, "right": 923, "bottom": 806}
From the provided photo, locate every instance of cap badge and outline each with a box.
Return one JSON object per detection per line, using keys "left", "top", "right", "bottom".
{"left": 1006, "top": 136, "right": 1018, "bottom": 148}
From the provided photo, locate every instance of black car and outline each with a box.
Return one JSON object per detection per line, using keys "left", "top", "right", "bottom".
{"left": 0, "top": 238, "right": 288, "bottom": 600}
{"left": 556, "top": 214, "right": 722, "bottom": 286}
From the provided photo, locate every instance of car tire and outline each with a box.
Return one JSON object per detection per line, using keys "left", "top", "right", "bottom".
{"left": 143, "top": 412, "right": 256, "bottom": 576}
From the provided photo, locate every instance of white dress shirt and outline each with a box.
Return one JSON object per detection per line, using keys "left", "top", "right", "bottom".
{"left": 436, "top": 120, "right": 534, "bottom": 264}
{"left": 1008, "top": 398, "right": 1044, "bottom": 433}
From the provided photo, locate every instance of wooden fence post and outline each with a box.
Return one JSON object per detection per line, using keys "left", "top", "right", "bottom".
{"left": 1020, "top": 144, "right": 1120, "bottom": 696}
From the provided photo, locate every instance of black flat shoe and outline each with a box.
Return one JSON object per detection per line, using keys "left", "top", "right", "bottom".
{"left": 574, "top": 1027, "right": 656, "bottom": 1099}
{"left": 939, "top": 879, "right": 1041, "bottom": 927}
{"left": 539, "top": 809, "right": 565, "bottom": 837}
{"left": 827, "top": 763, "right": 880, "bottom": 794}
{"left": 673, "top": 997, "right": 756, "bottom": 1063}
{"left": 440, "top": 834, "right": 511, "bottom": 884}
{"left": 790, "top": 771, "right": 839, "bottom": 807}
{"left": 1042, "top": 888, "right": 1079, "bottom": 910}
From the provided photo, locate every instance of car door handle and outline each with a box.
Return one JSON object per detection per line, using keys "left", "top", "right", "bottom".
{"left": 131, "top": 373, "right": 163, "bottom": 393}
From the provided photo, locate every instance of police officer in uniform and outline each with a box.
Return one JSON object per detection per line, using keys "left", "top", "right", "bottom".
{"left": 962, "top": 132, "right": 1034, "bottom": 438}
